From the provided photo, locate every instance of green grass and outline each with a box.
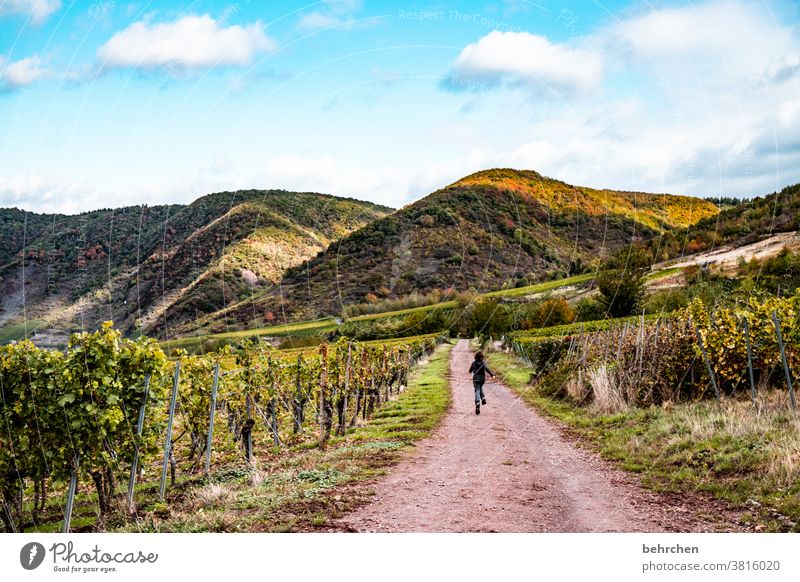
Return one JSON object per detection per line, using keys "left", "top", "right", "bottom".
{"left": 0, "top": 319, "right": 46, "bottom": 343}
{"left": 160, "top": 318, "right": 337, "bottom": 352}
{"left": 347, "top": 273, "right": 595, "bottom": 322}
{"left": 482, "top": 273, "right": 594, "bottom": 299}
{"left": 485, "top": 350, "right": 800, "bottom": 532}
{"left": 349, "top": 303, "right": 457, "bottom": 321}
{"left": 647, "top": 266, "right": 683, "bottom": 281}
{"left": 161, "top": 272, "right": 595, "bottom": 351}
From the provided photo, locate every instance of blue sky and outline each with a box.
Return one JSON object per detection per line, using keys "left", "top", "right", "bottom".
{"left": 1, "top": 0, "right": 799, "bottom": 213}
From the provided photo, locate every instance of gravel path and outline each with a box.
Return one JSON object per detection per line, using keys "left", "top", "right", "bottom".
{"left": 337, "top": 340, "right": 741, "bottom": 533}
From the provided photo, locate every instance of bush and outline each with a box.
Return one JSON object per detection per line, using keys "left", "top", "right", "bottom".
{"left": 575, "top": 298, "right": 606, "bottom": 321}
{"left": 644, "top": 289, "right": 689, "bottom": 314}
{"left": 596, "top": 248, "right": 652, "bottom": 317}
{"left": 519, "top": 296, "right": 575, "bottom": 329}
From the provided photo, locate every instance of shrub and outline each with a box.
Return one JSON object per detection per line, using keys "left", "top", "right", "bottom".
{"left": 596, "top": 247, "right": 652, "bottom": 317}
{"left": 575, "top": 298, "right": 606, "bottom": 321}
{"left": 520, "top": 296, "right": 575, "bottom": 329}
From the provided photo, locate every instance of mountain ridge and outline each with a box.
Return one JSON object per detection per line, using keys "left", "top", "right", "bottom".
{"left": 180, "top": 168, "right": 720, "bottom": 335}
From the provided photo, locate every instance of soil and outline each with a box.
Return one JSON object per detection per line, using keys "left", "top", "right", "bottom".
{"left": 335, "top": 340, "right": 744, "bottom": 532}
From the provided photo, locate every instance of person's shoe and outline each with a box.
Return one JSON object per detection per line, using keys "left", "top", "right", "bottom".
{"left": 482, "top": 398, "right": 487, "bottom": 405}
{"left": 475, "top": 403, "right": 480, "bottom": 415}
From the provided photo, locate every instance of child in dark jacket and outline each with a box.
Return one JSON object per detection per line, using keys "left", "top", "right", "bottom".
{"left": 468, "top": 351, "right": 495, "bottom": 415}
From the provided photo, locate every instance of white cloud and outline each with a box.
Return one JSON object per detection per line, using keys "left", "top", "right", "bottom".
{"left": 0, "top": 175, "right": 88, "bottom": 213}
{"left": 603, "top": 0, "right": 800, "bottom": 83}
{"left": 0, "top": 168, "right": 248, "bottom": 214}
{"left": 444, "top": 31, "right": 604, "bottom": 97}
{"left": 1, "top": 55, "right": 51, "bottom": 90}
{"left": 1, "top": 154, "right": 404, "bottom": 214}
{"left": 435, "top": 0, "right": 800, "bottom": 199}
{"left": 0, "top": 0, "right": 60, "bottom": 25}
{"left": 97, "top": 14, "right": 276, "bottom": 71}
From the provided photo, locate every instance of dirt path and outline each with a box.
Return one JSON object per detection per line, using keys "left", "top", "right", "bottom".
{"left": 337, "top": 340, "right": 741, "bottom": 532}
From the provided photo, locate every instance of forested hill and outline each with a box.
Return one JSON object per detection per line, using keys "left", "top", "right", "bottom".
{"left": 189, "top": 169, "right": 718, "bottom": 332}
{"left": 0, "top": 190, "right": 391, "bottom": 342}
{"left": 645, "top": 182, "right": 800, "bottom": 260}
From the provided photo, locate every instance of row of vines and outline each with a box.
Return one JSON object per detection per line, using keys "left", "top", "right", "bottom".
{"left": 505, "top": 293, "right": 799, "bottom": 411}
{"left": 0, "top": 322, "right": 443, "bottom": 532}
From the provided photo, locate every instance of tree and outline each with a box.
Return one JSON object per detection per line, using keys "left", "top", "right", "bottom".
{"left": 467, "top": 298, "right": 511, "bottom": 341}
{"left": 596, "top": 248, "right": 652, "bottom": 318}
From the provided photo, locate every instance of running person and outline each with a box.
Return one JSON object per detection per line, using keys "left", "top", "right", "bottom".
{"left": 468, "top": 351, "right": 495, "bottom": 415}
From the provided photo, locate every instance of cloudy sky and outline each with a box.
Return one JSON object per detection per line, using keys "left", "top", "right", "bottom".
{"left": 1, "top": 0, "right": 799, "bottom": 213}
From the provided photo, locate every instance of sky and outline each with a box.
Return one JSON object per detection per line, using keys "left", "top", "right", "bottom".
{"left": 0, "top": 0, "right": 799, "bottom": 214}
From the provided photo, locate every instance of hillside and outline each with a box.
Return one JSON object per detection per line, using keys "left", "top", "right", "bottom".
{"left": 0, "top": 190, "right": 390, "bottom": 344}
{"left": 647, "top": 182, "right": 800, "bottom": 261}
{"left": 187, "top": 169, "right": 718, "bottom": 332}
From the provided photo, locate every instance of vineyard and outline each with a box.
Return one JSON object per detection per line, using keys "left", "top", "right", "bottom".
{"left": 506, "top": 293, "right": 799, "bottom": 410}
{"left": 0, "top": 323, "right": 444, "bottom": 532}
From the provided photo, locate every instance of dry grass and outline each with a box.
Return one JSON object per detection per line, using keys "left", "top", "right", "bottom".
{"left": 249, "top": 465, "right": 266, "bottom": 487}
{"left": 588, "top": 364, "right": 627, "bottom": 414}
{"left": 189, "top": 483, "right": 235, "bottom": 510}
{"left": 677, "top": 392, "right": 798, "bottom": 439}
{"left": 667, "top": 390, "right": 800, "bottom": 487}
{"left": 566, "top": 370, "right": 589, "bottom": 402}
{"left": 767, "top": 441, "right": 800, "bottom": 488}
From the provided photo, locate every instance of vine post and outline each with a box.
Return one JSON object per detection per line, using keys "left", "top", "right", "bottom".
{"left": 693, "top": 323, "right": 721, "bottom": 404}
{"left": 62, "top": 455, "right": 80, "bottom": 534}
{"left": 293, "top": 354, "right": 304, "bottom": 434}
{"left": 771, "top": 312, "right": 797, "bottom": 411}
{"left": 204, "top": 363, "right": 220, "bottom": 476}
{"left": 160, "top": 361, "right": 181, "bottom": 500}
{"left": 337, "top": 342, "right": 352, "bottom": 436}
{"left": 741, "top": 317, "right": 757, "bottom": 406}
{"left": 127, "top": 374, "right": 151, "bottom": 508}
{"left": 245, "top": 395, "right": 253, "bottom": 463}
{"left": 319, "top": 343, "right": 329, "bottom": 449}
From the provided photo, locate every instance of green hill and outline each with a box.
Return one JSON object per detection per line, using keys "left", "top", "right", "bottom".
{"left": 647, "top": 182, "right": 800, "bottom": 260}
{"left": 0, "top": 190, "right": 390, "bottom": 343}
{"left": 188, "top": 169, "right": 718, "bottom": 332}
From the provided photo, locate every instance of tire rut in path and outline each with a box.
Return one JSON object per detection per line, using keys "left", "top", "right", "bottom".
{"left": 336, "top": 339, "right": 738, "bottom": 532}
